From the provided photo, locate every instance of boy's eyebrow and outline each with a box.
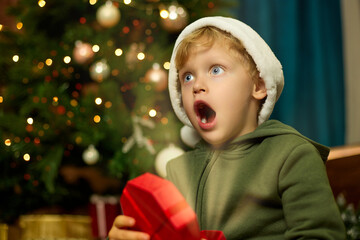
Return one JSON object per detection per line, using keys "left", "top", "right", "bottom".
{"left": 177, "top": 70, "right": 188, "bottom": 80}
{"left": 178, "top": 65, "right": 192, "bottom": 74}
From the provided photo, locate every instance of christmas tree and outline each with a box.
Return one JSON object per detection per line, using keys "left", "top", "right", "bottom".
{"left": 0, "top": 0, "right": 234, "bottom": 223}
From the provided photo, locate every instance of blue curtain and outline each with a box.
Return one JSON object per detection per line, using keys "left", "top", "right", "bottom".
{"left": 233, "top": 0, "right": 345, "bottom": 147}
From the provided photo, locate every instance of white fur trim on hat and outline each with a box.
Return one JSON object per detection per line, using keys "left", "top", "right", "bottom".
{"left": 168, "top": 16, "right": 284, "bottom": 146}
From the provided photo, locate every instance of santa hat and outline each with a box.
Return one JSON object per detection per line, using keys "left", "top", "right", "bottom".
{"left": 168, "top": 16, "right": 284, "bottom": 147}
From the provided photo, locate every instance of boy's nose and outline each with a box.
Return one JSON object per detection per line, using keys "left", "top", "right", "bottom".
{"left": 193, "top": 77, "right": 207, "bottom": 94}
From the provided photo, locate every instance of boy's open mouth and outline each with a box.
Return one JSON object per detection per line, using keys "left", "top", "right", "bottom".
{"left": 194, "top": 101, "right": 216, "bottom": 125}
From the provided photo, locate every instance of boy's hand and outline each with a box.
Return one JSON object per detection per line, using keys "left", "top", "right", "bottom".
{"left": 108, "top": 215, "right": 150, "bottom": 240}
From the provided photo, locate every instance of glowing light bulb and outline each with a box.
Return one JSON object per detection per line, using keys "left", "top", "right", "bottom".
{"left": 27, "top": 117, "right": 34, "bottom": 125}
{"left": 160, "top": 9, "right": 169, "bottom": 19}
{"left": 149, "top": 109, "right": 157, "bottom": 117}
{"left": 95, "top": 97, "right": 102, "bottom": 105}
{"left": 38, "top": 0, "right": 46, "bottom": 7}
{"left": 45, "top": 58, "right": 53, "bottom": 66}
{"left": 94, "top": 115, "right": 101, "bottom": 123}
{"left": 137, "top": 52, "right": 145, "bottom": 60}
{"left": 13, "top": 55, "right": 19, "bottom": 62}
{"left": 63, "top": 56, "right": 71, "bottom": 64}
{"left": 115, "top": 48, "right": 123, "bottom": 56}
{"left": 163, "top": 61, "right": 170, "bottom": 70}
{"left": 4, "top": 139, "right": 11, "bottom": 146}
{"left": 23, "top": 153, "right": 30, "bottom": 161}
{"left": 0, "top": 24, "right": 3, "bottom": 31}
{"left": 89, "top": 0, "right": 97, "bottom": 5}
{"left": 92, "top": 45, "right": 100, "bottom": 52}
{"left": 169, "top": 11, "right": 178, "bottom": 20}
{"left": 124, "top": 0, "right": 131, "bottom": 4}
{"left": 0, "top": 96, "right": 3, "bottom": 103}
{"left": 16, "top": 22, "right": 23, "bottom": 30}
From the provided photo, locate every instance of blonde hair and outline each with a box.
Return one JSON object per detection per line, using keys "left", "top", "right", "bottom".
{"left": 175, "top": 26, "right": 260, "bottom": 82}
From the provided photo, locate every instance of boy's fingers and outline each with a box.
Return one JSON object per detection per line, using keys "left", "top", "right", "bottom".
{"left": 109, "top": 227, "right": 150, "bottom": 240}
{"left": 109, "top": 215, "right": 150, "bottom": 240}
{"left": 113, "top": 215, "right": 135, "bottom": 228}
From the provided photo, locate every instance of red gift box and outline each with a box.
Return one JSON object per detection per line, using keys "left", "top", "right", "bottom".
{"left": 89, "top": 195, "right": 121, "bottom": 239}
{"left": 200, "top": 230, "right": 226, "bottom": 240}
{"left": 120, "top": 173, "right": 226, "bottom": 240}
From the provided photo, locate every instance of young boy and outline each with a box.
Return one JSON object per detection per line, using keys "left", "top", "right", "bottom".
{"left": 108, "top": 16, "right": 345, "bottom": 240}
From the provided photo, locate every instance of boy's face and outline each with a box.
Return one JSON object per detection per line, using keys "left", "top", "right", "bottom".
{"left": 179, "top": 41, "right": 265, "bottom": 148}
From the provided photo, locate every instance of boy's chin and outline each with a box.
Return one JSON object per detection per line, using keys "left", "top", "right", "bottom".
{"left": 201, "top": 134, "right": 227, "bottom": 149}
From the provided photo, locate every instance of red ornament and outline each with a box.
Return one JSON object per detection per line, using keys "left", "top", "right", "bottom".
{"left": 24, "top": 174, "right": 31, "bottom": 181}
{"left": 79, "top": 17, "right": 87, "bottom": 24}
{"left": 75, "top": 83, "right": 82, "bottom": 91}
{"left": 57, "top": 105, "right": 66, "bottom": 115}
{"left": 122, "top": 26, "right": 130, "bottom": 34}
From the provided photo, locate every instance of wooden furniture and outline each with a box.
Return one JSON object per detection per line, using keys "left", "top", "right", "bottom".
{"left": 327, "top": 144, "right": 360, "bottom": 207}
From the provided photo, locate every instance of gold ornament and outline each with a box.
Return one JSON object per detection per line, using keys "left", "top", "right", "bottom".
{"left": 160, "top": 4, "right": 188, "bottom": 32}
{"left": 73, "top": 41, "right": 94, "bottom": 64}
{"left": 0, "top": 224, "right": 8, "bottom": 240}
{"left": 96, "top": 1, "right": 121, "bottom": 28}
{"left": 144, "top": 63, "right": 168, "bottom": 92}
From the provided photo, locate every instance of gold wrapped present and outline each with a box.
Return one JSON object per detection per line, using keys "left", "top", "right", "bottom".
{"left": 0, "top": 223, "right": 8, "bottom": 240}
{"left": 19, "top": 215, "right": 92, "bottom": 240}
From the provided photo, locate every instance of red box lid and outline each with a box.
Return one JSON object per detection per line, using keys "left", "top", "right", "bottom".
{"left": 120, "top": 173, "right": 201, "bottom": 240}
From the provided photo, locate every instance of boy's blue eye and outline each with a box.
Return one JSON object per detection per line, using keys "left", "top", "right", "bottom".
{"left": 211, "top": 66, "right": 224, "bottom": 75}
{"left": 184, "top": 73, "right": 194, "bottom": 83}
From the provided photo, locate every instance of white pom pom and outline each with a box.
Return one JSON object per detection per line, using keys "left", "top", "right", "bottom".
{"left": 155, "top": 144, "right": 184, "bottom": 177}
{"left": 180, "top": 125, "right": 201, "bottom": 148}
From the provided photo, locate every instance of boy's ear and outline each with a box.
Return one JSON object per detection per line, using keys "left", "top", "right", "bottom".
{"left": 252, "top": 77, "right": 267, "bottom": 100}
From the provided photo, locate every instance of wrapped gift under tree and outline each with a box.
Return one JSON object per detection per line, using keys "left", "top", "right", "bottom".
{"left": 89, "top": 195, "right": 121, "bottom": 239}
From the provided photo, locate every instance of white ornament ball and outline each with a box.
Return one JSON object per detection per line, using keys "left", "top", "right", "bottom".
{"left": 155, "top": 144, "right": 185, "bottom": 177}
{"left": 89, "top": 59, "right": 110, "bottom": 82}
{"left": 180, "top": 125, "right": 201, "bottom": 148}
{"left": 96, "top": 1, "right": 121, "bottom": 28}
{"left": 73, "top": 41, "right": 94, "bottom": 64}
{"left": 83, "top": 144, "right": 100, "bottom": 165}
{"left": 160, "top": 4, "right": 188, "bottom": 32}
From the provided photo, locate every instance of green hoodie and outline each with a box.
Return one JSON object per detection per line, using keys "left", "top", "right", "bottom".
{"left": 166, "top": 120, "right": 345, "bottom": 240}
